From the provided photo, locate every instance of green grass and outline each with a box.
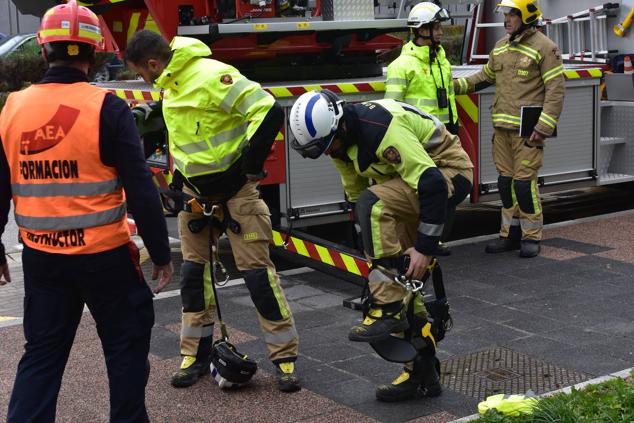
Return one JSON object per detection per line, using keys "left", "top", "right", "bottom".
{"left": 474, "top": 373, "right": 634, "bottom": 423}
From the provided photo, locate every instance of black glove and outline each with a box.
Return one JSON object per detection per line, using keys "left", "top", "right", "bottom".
{"left": 132, "top": 101, "right": 165, "bottom": 136}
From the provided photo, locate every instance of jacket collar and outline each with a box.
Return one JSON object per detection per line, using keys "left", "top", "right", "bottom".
{"left": 401, "top": 41, "right": 446, "bottom": 64}
{"left": 37, "top": 66, "right": 89, "bottom": 84}
{"left": 509, "top": 27, "right": 537, "bottom": 44}
{"left": 154, "top": 36, "right": 212, "bottom": 91}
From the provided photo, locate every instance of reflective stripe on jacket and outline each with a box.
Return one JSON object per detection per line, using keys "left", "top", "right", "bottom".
{"left": 385, "top": 42, "right": 458, "bottom": 126}
{"left": 154, "top": 36, "right": 275, "bottom": 179}
{"left": 332, "top": 99, "right": 471, "bottom": 202}
{"left": 453, "top": 28, "right": 564, "bottom": 137}
{"left": 0, "top": 83, "right": 130, "bottom": 254}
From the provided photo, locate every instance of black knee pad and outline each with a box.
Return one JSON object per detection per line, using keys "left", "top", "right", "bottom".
{"left": 498, "top": 176, "right": 514, "bottom": 208}
{"left": 513, "top": 179, "right": 536, "bottom": 214}
{"left": 243, "top": 268, "right": 284, "bottom": 321}
{"left": 448, "top": 174, "right": 472, "bottom": 207}
{"left": 180, "top": 261, "right": 206, "bottom": 312}
{"left": 356, "top": 190, "right": 381, "bottom": 257}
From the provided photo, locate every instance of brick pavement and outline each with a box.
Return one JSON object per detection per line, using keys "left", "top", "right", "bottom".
{"left": 1, "top": 211, "right": 633, "bottom": 422}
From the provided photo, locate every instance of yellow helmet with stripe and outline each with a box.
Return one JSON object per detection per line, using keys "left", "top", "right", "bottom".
{"left": 496, "top": 0, "right": 542, "bottom": 25}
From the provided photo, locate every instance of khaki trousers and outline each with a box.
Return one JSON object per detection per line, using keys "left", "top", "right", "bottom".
{"left": 178, "top": 181, "right": 298, "bottom": 363}
{"left": 493, "top": 128, "right": 544, "bottom": 241}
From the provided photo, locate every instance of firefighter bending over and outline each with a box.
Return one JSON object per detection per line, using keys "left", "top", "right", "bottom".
{"left": 0, "top": 2, "right": 172, "bottom": 421}
{"left": 454, "top": 0, "right": 565, "bottom": 258}
{"left": 385, "top": 2, "right": 460, "bottom": 256}
{"left": 125, "top": 30, "right": 301, "bottom": 392}
{"left": 289, "top": 91, "right": 473, "bottom": 401}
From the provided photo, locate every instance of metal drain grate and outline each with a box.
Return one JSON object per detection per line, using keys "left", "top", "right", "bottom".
{"left": 440, "top": 347, "right": 593, "bottom": 400}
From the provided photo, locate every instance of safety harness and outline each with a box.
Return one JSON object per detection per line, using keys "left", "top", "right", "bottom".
{"left": 179, "top": 197, "right": 258, "bottom": 388}
{"left": 362, "top": 258, "right": 453, "bottom": 363}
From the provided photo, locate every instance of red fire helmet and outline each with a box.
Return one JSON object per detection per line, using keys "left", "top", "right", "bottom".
{"left": 37, "top": 0, "right": 104, "bottom": 50}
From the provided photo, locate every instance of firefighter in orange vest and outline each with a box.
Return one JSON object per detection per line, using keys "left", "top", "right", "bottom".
{"left": 0, "top": 2, "right": 173, "bottom": 422}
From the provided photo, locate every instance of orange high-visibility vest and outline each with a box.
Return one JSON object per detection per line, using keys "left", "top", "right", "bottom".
{"left": 0, "top": 82, "right": 130, "bottom": 254}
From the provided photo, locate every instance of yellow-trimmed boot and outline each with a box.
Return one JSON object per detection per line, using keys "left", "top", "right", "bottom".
{"left": 171, "top": 355, "right": 212, "bottom": 388}
{"left": 276, "top": 361, "right": 301, "bottom": 392}
{"left": 376, "top": 353, "right": 442, "bottom": 402}
{"left": 348, "top": 305, "right": 409, "bottom": 343}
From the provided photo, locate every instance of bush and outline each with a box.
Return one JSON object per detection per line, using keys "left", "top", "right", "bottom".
{"left": 0, "top": 51, "right": 47, "bottom": 92}
{"left": 380, "top": 25, "right": 465, "bottom": 66}
{"left": 474, "top": 375, "right": 634, "bottom": 423}
{"left": 0, "top": 92, "right": 9, "bottom": 113}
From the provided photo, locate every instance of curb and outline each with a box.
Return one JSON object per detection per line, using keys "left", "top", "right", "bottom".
{"left": 445, "top": 208, "right": 634, "bottom": 249}
{"left": 449, "top": 366, "right": 634, "bottom": 422}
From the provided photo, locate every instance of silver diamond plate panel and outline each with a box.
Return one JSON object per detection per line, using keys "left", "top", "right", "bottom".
{"left": 441, "top": 347, "right": 592, "bottom": 400}
{"left": 321, "top": 0, "right": 375, "bottom": 21}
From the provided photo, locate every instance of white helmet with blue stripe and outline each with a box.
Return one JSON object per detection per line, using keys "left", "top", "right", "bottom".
{"left": 289, "top": 90, "right": 344, "bottom": 159}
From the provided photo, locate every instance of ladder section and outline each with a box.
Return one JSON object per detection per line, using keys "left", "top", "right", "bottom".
{"left": 544, "top": 3, "right": 620, "bottom": 63}
{"left": 464, "top": 2, "right": 621, "bottom": 65}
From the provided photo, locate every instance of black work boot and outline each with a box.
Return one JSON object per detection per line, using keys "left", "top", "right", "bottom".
{"left": 275, "top": 361, "right": 301, "bottom": 392}
{"left": 349, "top": 306, "right": 409, "bottom": 343}
{"left": 376, "top": 353, "right": 442, "bottom": 402}
{"left": 519, "top": 240, "right": 540, "bottom": 258}
{"left": 485, "top": 237, "right": 521, "bottom": 253}
{"left": 171, "top": 355, "right": 212, "bottom": 388}
{"left": 435, "top": 242, "right": 451, "bottom": 256}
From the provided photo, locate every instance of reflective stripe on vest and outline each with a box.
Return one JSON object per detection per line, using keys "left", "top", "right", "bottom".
{"left": 16, "top": 204, "right": 127, "bottom": 231}
{"left": 0, "top": 82, "right": 130, "bottom": 254}
{"left": 11, "top": 178, "right": 121, "bottom": 197}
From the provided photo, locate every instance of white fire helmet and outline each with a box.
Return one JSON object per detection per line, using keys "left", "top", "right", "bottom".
{"left": 289, "top": 90, "right": 344, "bottom": 159}
{"left": 407, "top": 2, "right": 450, "bottom": 28}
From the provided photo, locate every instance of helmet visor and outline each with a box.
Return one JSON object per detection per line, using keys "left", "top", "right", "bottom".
{"left": 495, "top": 6, "right": 517, "bottom": 15}
{"left": 435, "top": 8, "right": 450, "bottom": 21}
{"left": 290, "top": 133, "right": 335, "bottom": 159}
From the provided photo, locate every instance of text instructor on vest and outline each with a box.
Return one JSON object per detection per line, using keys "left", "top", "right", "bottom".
{"left": 0, "top": 2, "right": 173, "bottom": 422}
{"left": 454, "top": 0, "right": 564, "bottom": 258}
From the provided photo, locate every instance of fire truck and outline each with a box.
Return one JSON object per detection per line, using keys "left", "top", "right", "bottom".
{"left": 11, "top": 0, "right": 634, "bottom": 277}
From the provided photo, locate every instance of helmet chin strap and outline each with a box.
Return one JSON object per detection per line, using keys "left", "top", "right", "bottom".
{"left": 509, "top": 23, "right": 530, "bottom": 41}
{"left": 414, "top": 25, "right": 439, "bottom": 49}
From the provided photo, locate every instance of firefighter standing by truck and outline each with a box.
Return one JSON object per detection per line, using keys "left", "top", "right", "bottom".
{"left": 289, "top": 91, "right": 472, "bottom": 401}
{"left": 385, "top": 1, "right": 460, "bottom": 256}
{"left": 454, "top": 0, "right": 565, "bottom": 258}
{"left": 125, "top": 30, "right": 301, "bottom": 392}
{"left": 0, "top": 2, "right": 173, "bottom": 422}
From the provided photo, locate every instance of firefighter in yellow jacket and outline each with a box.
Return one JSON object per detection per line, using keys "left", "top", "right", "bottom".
{"left": 289, "top": 91, "right": 473, "bottom": 401}
{"left": 385, "top": 2, "right": 457, "bottom": 135}
{"left": 385, "top": 2, "right": 460, "bottom": 256}
{"left": 454, "top": 0, "right": 564, "bottom": 257}
{"left": 126, "top": 30, "right": 300, "bottom": 392}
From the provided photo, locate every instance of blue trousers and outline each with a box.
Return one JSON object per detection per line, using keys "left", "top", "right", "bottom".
{"left": 7, "top": 243, "right": 155, "bottom": 423}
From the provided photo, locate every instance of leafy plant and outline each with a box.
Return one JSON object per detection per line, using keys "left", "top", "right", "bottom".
{"left": 0, "top": 91, "right": 9, "bottom": 114}
{"left": 0, "top": 51, "right": 47, "bottom": 92}
{"left": 473, "top": 377, "right": 634, "bottom": 423}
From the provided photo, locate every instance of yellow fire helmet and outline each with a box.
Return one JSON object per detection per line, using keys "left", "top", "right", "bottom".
{"left": 495, "top": 0, "right": 542, "bottom": 25}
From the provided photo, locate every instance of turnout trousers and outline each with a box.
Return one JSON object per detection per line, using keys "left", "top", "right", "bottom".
{"left": 8, "top": 242, "right": 154, "bottom": 423}
{"left": 356, "top": 166, "right": 472, "bottom": 338}
{"left": 178, "top": 181, "right": 299, "bottom": 364}
{"left": 492, "top": 128, "right": 544, "bottom": 241}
